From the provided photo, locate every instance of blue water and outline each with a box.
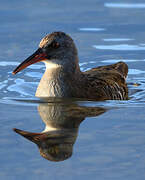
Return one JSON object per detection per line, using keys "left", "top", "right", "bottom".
{"left": 1, "top": 0, "right": 145, "bottom": 179}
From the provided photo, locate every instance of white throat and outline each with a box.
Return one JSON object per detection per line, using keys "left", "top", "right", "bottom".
{"left": 44, "top": 60, "right": 62, "bottom": 70}
{"left": 35, "top": 60, "right": 71, "bottom": 97}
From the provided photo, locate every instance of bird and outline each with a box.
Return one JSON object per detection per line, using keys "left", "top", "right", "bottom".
{"left": 12, "top": 31, "right": 128, "bottom": 100}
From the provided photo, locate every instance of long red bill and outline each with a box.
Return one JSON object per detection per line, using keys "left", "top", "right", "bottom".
{"left": 13, "top": 128, "right": 46, "bottom": 144}
{"left": 12, "top": 48, "right": 47, "bottom": 74}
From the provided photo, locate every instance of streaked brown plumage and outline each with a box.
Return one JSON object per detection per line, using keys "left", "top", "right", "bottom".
{"left": 12, "top": 32, "right": 128, "bottom": 100}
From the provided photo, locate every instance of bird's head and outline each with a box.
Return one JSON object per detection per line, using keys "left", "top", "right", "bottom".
{"left": 13, "top": 32, "right": 78, "bottom": 74}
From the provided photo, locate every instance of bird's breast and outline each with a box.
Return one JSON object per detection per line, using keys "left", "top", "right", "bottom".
{"left": 35, "top": 72, "right": 72, "bottom": 97}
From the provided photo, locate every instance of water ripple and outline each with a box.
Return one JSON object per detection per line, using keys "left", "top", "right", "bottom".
{"left": 101, "top": 59, "right": 145, "bottom": 63}
{"left": 103, "top": 38, "right": 134, "bottom": 42}
{"left": 105, "top": 3, "right": 145, "bottom": 9}
{"left": 7, "top": 78, "right": 37, "bottom": 97}
{"left": 0, "top": 61, "right": 44, "bottom": 69}
{"left": 79, "top": 28, "right": 105, "bottom": 32}
{"left": 93, "top": 44, "right": 145, "bottom": 51}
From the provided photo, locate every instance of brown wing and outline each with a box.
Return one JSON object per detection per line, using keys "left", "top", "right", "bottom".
{"left": 87, "top": 61, "right": 128, "bottom": 78}
{"left": 82, "top": 61, "right": 128, "bottom": 100}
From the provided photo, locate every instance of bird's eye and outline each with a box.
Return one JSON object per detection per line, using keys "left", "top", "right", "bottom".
{"left": 51, "top": 42, "right": 60, "bottom": 49}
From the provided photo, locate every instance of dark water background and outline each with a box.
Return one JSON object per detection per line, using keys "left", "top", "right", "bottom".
{"left": 1, "top": 0, "right": 145, "bottom": 179}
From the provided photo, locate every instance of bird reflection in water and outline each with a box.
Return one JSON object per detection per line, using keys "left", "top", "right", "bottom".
{"left": 13, "top": 98, "right": 107, "bottom": 162}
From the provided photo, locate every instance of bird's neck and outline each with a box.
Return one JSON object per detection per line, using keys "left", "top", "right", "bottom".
{"left": 35, "top": 60, "right": 81, "bottom": 97}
